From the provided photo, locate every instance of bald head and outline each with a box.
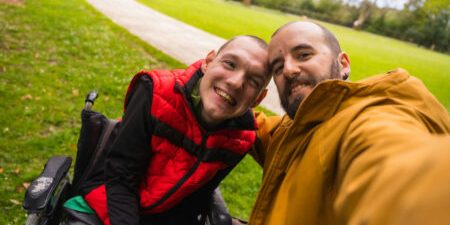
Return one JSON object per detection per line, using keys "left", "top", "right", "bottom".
{"left": 217, "top": 35, "right": 268, "bottom": 55}
{"left": 272, "top": 21, "right": 342, "bottom": 57}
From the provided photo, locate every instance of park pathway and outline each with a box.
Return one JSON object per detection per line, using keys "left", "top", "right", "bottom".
{"left": 87, "top": 0, "right": 283, "bottom": 115}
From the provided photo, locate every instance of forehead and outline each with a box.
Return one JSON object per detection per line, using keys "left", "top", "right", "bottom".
{"left": 219, "top": 37, "right": 269, "bottom": 75}
{"left": 219, "top": 37, "right": 266, "bottom": 57}
{"left": 269, "top": 23, "right": 327, "bottom": 55}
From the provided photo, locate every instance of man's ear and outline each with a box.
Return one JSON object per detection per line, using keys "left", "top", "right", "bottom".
{"left": 337, "top": 52, "right": 350, "bottom": 80}
{"left": 201, "top": 50, "right": 217, "bottom": 73}
{"left": 251, "top": 89, "right": 268, "bottom": 108}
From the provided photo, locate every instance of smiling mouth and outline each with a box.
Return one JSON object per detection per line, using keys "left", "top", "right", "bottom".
{"left": 289, "top": 82, "right": 311, "bottom": 96}
{"left": 214, "top": 87, "right": 236, "bottom": 106}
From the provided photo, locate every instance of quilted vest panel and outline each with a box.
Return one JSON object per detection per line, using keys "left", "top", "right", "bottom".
{"left": 85, "top": 61, "right": 256, "bottom": 224}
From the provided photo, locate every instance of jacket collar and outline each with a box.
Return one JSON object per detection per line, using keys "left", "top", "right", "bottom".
{"left": 292, "top": 80, "right": 349, "bottom": 130}
{"left": 290, "top": 69, "right": 411, "bottom": 131}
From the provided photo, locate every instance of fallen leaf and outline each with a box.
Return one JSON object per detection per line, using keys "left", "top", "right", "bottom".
{"left": 23, "top": 182, "right": 30, "bottom": 189}
{"left": 72, "top": 89, "right": 79, "bottom": 97}
{"left": 0, "top": 167, "right": 3, "bottom": 173}
{"left": 48, "top": 126, "right": 56, "bottom": 133}
{"left": 0, "top": 0, "right": 25, "bottom": 6}
{"left": 104, "top": 96, "right": 110, "bottom": 101}
{"left": 14, "top": 167, "right": 20, "bottom": 174}
{"left": 10, "top": 199, "right": 20, "bottom": 205}
{"left": 16, "top": 186, "right": 25, "bottom": 193}
{"left": 21, "top": 94, "right": 33, "bottom": 100}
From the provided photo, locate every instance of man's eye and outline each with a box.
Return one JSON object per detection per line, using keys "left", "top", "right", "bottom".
{"left": 223, "top": 60, "right": 235, "bottom": 69}
{"left": 272, "top": 65, "right": 283, "bottom": 76}
{"left": 297, "top": 52, "right": 311, "bottom": 60}
{"left": 249, "top": 78, "right": 261, "bottom": 89}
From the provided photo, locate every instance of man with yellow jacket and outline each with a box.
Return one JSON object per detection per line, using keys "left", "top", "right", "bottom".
{"left": 248, "top": 21, "right": 450, "bottom": 225}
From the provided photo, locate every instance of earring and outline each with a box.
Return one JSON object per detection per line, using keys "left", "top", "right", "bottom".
{"left": 343, "top": 72, "right": 349, "bottom": 80}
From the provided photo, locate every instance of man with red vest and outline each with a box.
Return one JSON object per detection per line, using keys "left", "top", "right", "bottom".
{"left": 63, "top": 35, "right": 271, "bottom": 225}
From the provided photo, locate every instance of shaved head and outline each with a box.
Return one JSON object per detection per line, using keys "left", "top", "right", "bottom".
{"left": 272, "top": 21, "right": 342, "bottom": 57}
{"left": 217, "top": 35, "right": 268, "bottom": 55}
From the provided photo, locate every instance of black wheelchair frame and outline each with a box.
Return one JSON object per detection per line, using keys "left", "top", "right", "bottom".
{"left": 22, "top": 91, "right": 233, "bottom": 225}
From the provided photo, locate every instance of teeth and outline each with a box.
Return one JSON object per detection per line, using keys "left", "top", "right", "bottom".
{"left": 215, "top": 88, "right": 236, "bottom": 106}
{"left": 290, "top": 84, "right": 309, "bottom": 95}
{"left": 291, "top": 83, "right": 308, "bottom": 89}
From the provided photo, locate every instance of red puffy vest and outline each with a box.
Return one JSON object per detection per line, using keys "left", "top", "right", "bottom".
{"left": 85, "top": 61, "right": 257, "bottom": 225}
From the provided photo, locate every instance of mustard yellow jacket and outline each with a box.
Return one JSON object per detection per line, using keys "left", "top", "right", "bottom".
{"left": 249, "top": 69, "right": 450, "bottom": 225}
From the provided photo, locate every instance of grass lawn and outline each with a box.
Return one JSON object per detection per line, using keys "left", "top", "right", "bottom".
{"left": 2, "top": 0, "right": 449, "bottom": 223}
{"left": 140, "top": 0, "right": 450, "bottom": 111}
{"left": 0, "top": 0, "right": 183, "bottom": 223}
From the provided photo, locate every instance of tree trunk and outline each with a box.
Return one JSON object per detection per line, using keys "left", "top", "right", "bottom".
{"left": 243, "top": 0, "right": 251, "bottom": 6}
{"left": 353, "top": 0, "right": 377, "bottom": 29}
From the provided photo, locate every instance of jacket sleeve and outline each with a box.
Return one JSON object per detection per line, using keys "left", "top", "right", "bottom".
{"left": 105, "top": 76, "right": 153, "bottom": 225}
{"left": 250, "top": 111, "right": 283, "bottom": 167}
{"left": 335, "top": 104, "right": 450, "bottom": 225}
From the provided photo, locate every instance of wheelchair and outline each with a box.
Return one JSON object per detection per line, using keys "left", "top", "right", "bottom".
{"left": 22, "top": 91, "right": 233, "bottom": 225}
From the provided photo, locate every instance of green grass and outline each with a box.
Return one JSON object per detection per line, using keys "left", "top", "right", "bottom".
{"left": 139, "top": 0, "right": 450, "bottom": 111}
{"left": 3, "top": 0, "right": 449, "bottom": 223}
{"left": 0, "top": 0, "right": 183, "bottom": 223}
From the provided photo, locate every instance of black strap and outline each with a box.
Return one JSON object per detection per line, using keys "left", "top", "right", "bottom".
{"left": 151, "top": 116, "right": 243, "bottom": 166}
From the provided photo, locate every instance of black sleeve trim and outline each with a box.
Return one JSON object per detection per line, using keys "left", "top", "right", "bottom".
{"left": 105, "top": 76, "right": 153, "bottom": 225}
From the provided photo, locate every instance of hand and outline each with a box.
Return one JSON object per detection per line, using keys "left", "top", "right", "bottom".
{"left": 232, "top": 218, "right": 248, "bottom": 225}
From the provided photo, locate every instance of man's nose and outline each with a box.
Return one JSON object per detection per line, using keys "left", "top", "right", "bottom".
{"left": 283, "top": 58, "right": 300, "bottom": 79}
{"left": 226, "top": 71, "right": 245, "bottom": 90}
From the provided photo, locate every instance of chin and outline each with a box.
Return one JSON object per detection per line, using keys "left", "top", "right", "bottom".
{"left": 286, "top": 96, "right": 304, "bottom": 119}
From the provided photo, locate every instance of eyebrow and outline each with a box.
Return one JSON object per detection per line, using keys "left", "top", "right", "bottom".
{"left": 269, "top": 43, "right": 314, "bottom": 71}
{"left": 220, "top": 53, "right": 239, "bottom": 61}
{"left": 221, "top": 53, "right": 267, "bottom": 80}
{"left": 269, "top": 57, "right": 282, "bottom": 72}
{"left": 291, "top": 43, "right": 314, "bottom": 53}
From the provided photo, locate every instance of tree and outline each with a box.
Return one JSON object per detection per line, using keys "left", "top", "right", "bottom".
{"left": 419, "top": 0, "right": 449, "bottom": 51}
{"left": 353, "top": 0, "right": 378, "bottom": 29}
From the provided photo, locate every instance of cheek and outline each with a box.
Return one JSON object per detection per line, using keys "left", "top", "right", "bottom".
{"left": 198, "top": 77, "right": 211, "bottom": 99}
{"left": 312, "top": 59, "right": 332, "bottom": 74}
{"left": 246, "top": 89, "right": 259, "bottom": 102}
{"left": 273, "top": 76, "right": 285, "bottom": 92}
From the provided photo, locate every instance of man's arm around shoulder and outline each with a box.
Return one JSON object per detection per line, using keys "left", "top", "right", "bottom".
{"left": 250, "top": 111, "right": 284, "bottom": 167}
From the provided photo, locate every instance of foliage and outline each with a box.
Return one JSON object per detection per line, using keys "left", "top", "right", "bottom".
{"left": 234, "top": 0, "right": 449, "bottom": 53}
{"left": 365, "top": 0, "right": 449, "bottom": 53}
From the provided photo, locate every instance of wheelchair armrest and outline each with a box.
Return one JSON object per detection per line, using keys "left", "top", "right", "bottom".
{"left": 23, "top": 156, "right": 72, "bottom": 213}
{"left": 208, "top": 188, "right": 232, "bottom": 225}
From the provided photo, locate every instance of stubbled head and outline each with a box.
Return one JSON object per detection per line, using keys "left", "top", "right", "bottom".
{"left": 269, "top": 21, "right": 351, "bottom": 119}
{"left": 199, "top": 35, "right": 271, "bottom": 126}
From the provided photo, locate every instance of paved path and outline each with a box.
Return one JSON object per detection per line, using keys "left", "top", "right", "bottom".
{"left": 87, "top": 0, "right": 283, "bottom": 115}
